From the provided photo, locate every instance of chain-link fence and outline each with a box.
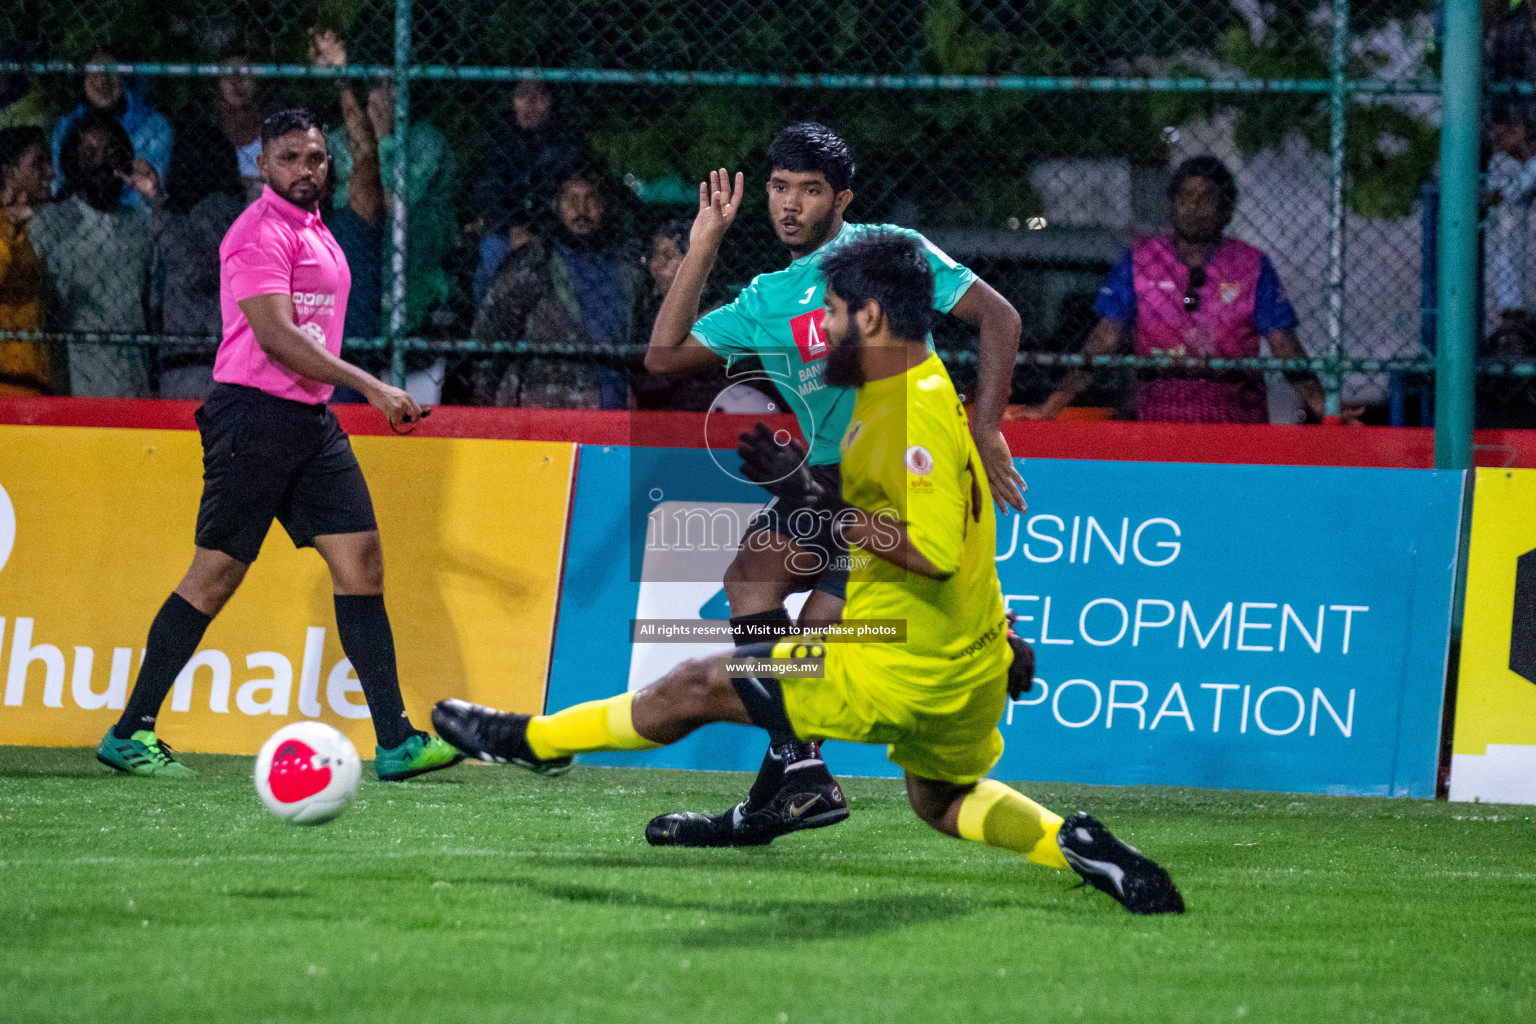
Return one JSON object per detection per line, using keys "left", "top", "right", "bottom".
{"left": 0, "top": 0, "right": 1503, "bottom": 425}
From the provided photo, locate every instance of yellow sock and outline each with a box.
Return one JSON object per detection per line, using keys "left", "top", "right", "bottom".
{"left": 524, "top": 692, "right": 662, "bottom": 759}
{"left": 957, "top": 778, "right": 1069, "bottom": 869}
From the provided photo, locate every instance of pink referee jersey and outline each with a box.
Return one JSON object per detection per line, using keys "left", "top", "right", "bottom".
{"left": 215, "top": 185, "right": 351, "bottom": 404}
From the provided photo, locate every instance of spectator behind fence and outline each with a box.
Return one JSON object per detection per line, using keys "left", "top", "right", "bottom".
{"left": 213, "top": 48, "right": 274, "bottom": 204}
{"left": 472, "top": 164, "right": 638, "bottom": 409}
{"left": 0, "top": 126, "right": 52, "bottom": 394}
{"left": 31, "top": 108, "right": 159, "bottom": 397}
{"left": 154, "top": 104, "right": 247, "bottom": 399}
{"left": 326, "top": 74, "right": 453, "bottom": 332}
{"left": 51, "top": 50, "right": 172, "bottom": 211}
{"left": 1024, "top": 156, "right": 1351, "bottom": 424}
{"left": 472, "top": 80, "right": 585, "bottom": 304}
{"left": 1486, "top": 103, "right": 1536, "bottom": 340}
{"left": 629, "top": 217, "right": 777, "bottom": 412}
{"left": 0, "top": 43, "right": 49, "bottom": 130}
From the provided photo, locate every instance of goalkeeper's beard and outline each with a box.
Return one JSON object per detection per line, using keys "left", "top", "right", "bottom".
{"left": 823, "top": 320, "right": 865, "bottom": 388}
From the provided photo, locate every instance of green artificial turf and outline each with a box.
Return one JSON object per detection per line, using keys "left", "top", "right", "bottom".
{"left": 1, "top": 745, "right": 1533, "bottom": 1024}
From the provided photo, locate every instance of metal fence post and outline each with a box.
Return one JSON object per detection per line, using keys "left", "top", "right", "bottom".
{"left": 1436, "top": 0, "right": 1481, "bottom": 469}
{"left": 1324, "top": 0, "right": 1349, "bottom": 421}
{"left": 388, "top": 0, "right": 413, "bottom": 389}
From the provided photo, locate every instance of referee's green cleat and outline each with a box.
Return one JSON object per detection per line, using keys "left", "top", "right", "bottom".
{"left": 375, "top": 734, "right": 464, "bottom": 782}
{"left": 96, "top": 729, "right": 197, "bottom": 778}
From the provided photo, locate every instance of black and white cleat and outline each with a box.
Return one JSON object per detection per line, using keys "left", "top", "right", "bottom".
{"left": 431, "top": 698, "right": 573, "bottom": 777}
{"left": 1057, "top": 812, "right": 1185, "bottom": 915}
{"left": 646, "top": 762, "right": 848, "bottom": 848}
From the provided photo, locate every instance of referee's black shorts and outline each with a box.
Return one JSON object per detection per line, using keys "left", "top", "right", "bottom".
{"left": 193, "top": 383, "right": 377, "bottom": 564}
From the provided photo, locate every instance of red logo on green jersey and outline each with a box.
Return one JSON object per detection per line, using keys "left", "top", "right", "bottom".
{"left": 789, "top": 308, "right": 828, "bottom": 363}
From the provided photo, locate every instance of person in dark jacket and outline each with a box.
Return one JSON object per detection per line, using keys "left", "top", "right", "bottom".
{"left": 471, "top": 80, "right": 585, "bottom": 306}
{"left": 472, "top": 164, "right": 640, "bottom": 409}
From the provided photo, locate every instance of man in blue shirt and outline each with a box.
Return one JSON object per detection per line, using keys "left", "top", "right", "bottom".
{"left": 1024, "top": 156, "right": 1346, "bottom": 423}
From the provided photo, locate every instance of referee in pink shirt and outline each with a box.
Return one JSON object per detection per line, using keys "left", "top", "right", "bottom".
{"left": 98, "top": 109, "right": 462, "bottom": 782}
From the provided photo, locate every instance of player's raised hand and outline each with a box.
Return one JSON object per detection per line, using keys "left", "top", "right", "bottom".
{"left": 308, "top": 28, "right": 348, "bottom": 68}
{"left": 690, "top": 168, "right": 744, "bottom": 252}
{"left": 368, "top": 381, "right": 424, "bottom": 430}
{"left": 117, "top": 158, "right": 161, "bottom": 201}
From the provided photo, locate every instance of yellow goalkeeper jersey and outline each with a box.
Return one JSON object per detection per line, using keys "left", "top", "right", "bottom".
{"left": 835, "top": 352, "right": 1010, "bottom": 691}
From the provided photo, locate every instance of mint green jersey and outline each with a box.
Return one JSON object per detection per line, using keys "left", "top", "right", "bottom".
{"left": 691, "top": 222, "right": 977, "bottom": 465}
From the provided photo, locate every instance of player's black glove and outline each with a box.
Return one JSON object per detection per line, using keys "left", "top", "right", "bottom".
{"left": 737, "top": 422, "right": 843, "bottom": 514}
{"left": 1006, "top": 609, "right": 1035, "bottom": 699}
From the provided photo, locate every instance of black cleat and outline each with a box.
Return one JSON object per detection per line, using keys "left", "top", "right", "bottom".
{"left": 646, "top": 761, "right": 848, "bottom": 847}
{"left": 1056, "top": 813, "right": 1185, "bottom": 915}
{"left": 645, "top": 808, "right": 773, "bottom": 847}
{"left": 430, "top": 699, "right": 573, "bottom": 777}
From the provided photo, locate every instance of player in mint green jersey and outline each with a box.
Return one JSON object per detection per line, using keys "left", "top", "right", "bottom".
{"left": 644, "top": 123, "right": 1027, "bottom": 846}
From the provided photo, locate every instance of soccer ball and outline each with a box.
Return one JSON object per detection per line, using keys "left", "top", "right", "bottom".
{"left": 254, "top": 722, "right": 361, "bottom": 825}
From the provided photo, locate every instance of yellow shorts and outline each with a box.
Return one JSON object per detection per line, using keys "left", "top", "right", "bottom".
{"left": 769, "top": 636, "right": 1007, "bottom": 785}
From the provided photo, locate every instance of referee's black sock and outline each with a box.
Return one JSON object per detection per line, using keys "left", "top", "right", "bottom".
{"left": 333, "top": 594, "right": 417, "bottom": 749}
{"left": 113, "top": 593, "right": 213, "bottom": 740}
{"left": 729, "top": 607, "right": 793, "bottom": 647}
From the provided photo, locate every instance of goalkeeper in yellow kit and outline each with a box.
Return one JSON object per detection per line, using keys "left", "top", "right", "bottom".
{"left": 434, "top": 232, "right": 1183, "bottom": 915}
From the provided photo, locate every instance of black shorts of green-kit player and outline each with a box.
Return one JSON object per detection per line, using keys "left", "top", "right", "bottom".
{"left": 739, "top": 463, "right": 849, "bottom": 602}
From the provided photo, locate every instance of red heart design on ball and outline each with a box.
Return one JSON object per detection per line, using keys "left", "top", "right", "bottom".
{"left": 268, "top": 740, "right": 333, "bottom": 803}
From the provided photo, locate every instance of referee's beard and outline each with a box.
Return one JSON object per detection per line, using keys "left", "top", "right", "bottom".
{"left": 824, "top": 320, "right": 864, "bottom": 389}
{"left": 272, "top": 177, "right": 323, "bottom": 212}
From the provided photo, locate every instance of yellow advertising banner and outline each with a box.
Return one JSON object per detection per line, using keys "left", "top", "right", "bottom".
{"left": 0, "top": 425, "right": 574, "bottom": 755}
{"left": 1452, "top": 467, "right": 1536, "bottom": 804}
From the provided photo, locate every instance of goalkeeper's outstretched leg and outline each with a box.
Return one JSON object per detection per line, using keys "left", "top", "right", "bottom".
{"left": 432, "top": 648, "right": 847, "bottom": 845}
{"left": 433, "top": 646, "right": 1182, "bottom": 915}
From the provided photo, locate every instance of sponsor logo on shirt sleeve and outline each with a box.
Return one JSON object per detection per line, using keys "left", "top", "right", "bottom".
{"left": 291, "top": 291, "right": 337, "bottom": 311}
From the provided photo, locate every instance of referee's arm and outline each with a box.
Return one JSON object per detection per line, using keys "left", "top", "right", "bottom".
{"left": 238, "top": 293, "right": 423, "bottom": 427}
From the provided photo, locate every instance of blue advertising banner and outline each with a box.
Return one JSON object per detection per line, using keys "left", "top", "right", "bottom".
{"left": 547, "top": 447, "right": 1463, "bottom": 797}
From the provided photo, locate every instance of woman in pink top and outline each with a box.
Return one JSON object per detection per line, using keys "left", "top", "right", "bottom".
{"left": 98, "top": 108, "right": 462, "bottom": 783}
{"left": 1027, "top": 156, "right": 1348, "bottom": 425}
